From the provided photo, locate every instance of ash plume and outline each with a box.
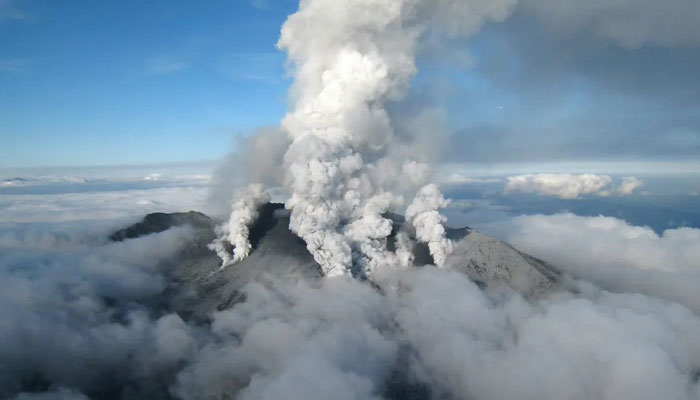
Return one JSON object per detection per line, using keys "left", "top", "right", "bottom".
{"left": 210, "top": 184, "right": 270, "bottom": 268}
{"left": 215, "top": 0, "right": 516, "bottom": 275}
{"left": 406, "top": 184, "right": 453, "bottom": 266}
{"left": 6, "top": 0, "right": 700, "bottom": 399}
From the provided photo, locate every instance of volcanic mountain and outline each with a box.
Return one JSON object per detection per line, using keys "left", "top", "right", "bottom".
{"left": 112, "top": 203, "right": 561, "bottom": 322}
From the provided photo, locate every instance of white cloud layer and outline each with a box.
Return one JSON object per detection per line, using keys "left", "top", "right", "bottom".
{"left": 505, "top": 173, "right": 643, "bottom": 199}
{"left": 438, "top": 173, "right": 502, "bottom": 186}
{"left": 0, "top": 221, "right": 198, "bottom": 398}
{"left": 490, "top": 213, "right": 700, "bottom": 312}
{"left": 2, "top": 182, "right": 700, "bottom": 399}
{"left": 500, "top": 213, "right": 700, "bottom": 272}
{"left": 172, "top": 268, "right": 700, "bottom": 400}
{"left": 0, "top": 186, "right": 209, "bottom": 224}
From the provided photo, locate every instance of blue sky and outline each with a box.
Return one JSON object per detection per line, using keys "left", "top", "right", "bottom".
{"left": 0, "top": 0, "right": 296, "bottom": 167}
{"left": 1, "top": 0, "right": 699, "bottom": 170}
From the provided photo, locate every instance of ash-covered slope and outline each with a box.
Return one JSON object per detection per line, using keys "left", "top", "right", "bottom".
{"left": 446, "top": 231, "right": 561, "bottom": 298}
{"left": 115, "top": 203, "right": 560, "bottom": 321}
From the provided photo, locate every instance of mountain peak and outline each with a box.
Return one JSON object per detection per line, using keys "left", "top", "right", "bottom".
{"left": 112, "top": 204, "right": 561, "bottom": 322}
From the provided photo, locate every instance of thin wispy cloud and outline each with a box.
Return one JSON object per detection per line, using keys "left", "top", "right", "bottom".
{"left": 145, "top": 57, "right": 190, "bottom": 76}
{"left": 0, "top": 58, "right": 29, "bottom": 73}
{"left": 217, "top": 51, "right": 285, "bottom": 84}
{"left": 246, "top": 0, "right": 295, "bottom": 10}
{"left": 247, "top": 0, "right": 268, "bottom": 8}
{"left": 0, "top": 0, "right": 24, "bottom": 22}
{"left": 439, "top": 173, "right": 502, "bottom": 186}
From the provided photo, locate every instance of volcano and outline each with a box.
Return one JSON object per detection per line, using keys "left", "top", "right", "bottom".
{"left": 112, "top": 203, "right": 561, "bottom": 322}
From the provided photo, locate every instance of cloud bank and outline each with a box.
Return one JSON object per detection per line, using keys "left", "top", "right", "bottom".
{"left": 435, "top": 0, "right": 700, "bottom": 166}
{"left": 500, "top": 213, "right": 700, "bottom": 273}
{"left": 0, "top": 222, "right": 199, "bottom": 399}
{"left": 617, "top": 176, "right": 644, "bottom": 195}
{"left": 0, "top": 186, "right": 209, "bottom": 224}
{"left": 9, "top": 246, "right": 700, "bottom": 400}
{"left": 3, "top": 180, "right": 700, "bottom": 399}
{"left": 505, "top": 173, "right": 642, "bottom": 198}
{"left": 521, "top": 0, "right": 700, "bottom": 48}
{"left": 490, "top": 213, "right": 700, "bottom": 312}
{"left": 171, "top": 267, "right": 700, "bottom": 400}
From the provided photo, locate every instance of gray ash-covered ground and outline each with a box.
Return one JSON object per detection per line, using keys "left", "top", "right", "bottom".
{"left": 126, "top": 203, "right": 561, "bottom": 323}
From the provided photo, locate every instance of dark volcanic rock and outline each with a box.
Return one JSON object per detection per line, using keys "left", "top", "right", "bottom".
{"left": 110, "top": 211, "right": 213, "bottom": 241}
{"left": 112, "top": 204, "right": 320, "bottom": 321}
{"left": 165, "top": 204, "right": 321, "bottom": 321}
{"left": 113, "top": 203, "right": 561, "bottom": 321}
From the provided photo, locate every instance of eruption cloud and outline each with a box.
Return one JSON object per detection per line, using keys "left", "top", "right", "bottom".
{"left": 6, "top": 1, "right": 700, "bottom": 398}
{"left": 215, "top": 0, "right": 517, "bottom": 276}
{"left": 211, "top": 184, "right": 270, "bottom": 268}
{"left": 406, "top": 184, "right": 454, "bottom": 266}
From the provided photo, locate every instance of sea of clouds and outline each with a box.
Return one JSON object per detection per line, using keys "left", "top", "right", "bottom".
{"left": 3, "top": 0, "right": 700, "bottom": 396}
{"left": 1, "top": 167, "right": 700, "bottom": 399}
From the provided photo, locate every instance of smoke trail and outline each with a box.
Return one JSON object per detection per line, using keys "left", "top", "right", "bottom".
{"left": 406, "top": 184, "right": 453, "bottom": 266}
{"left": 210, "top": 184, "right": 270, "bottom": 268}
{"left": 212, "top": 0, "right": 515, "bottom": 276}
{"left": 212, "top": 1, "right": 516, "bottom": 274}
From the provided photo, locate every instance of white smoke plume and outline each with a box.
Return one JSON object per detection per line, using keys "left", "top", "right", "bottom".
{"left": 207, "top": 127, "right": 289, "bottom": 219}
{"left": 394, "top": 230, "right": 416, "bottom": 267}
{"left": 210, "top": 184, "right": 270, "bottom": 267}
{"left": 219, "top": 0, "right": 516, "bottom": 276}
{"left": 406, "top": 184, "right": 453, "bottom": 266}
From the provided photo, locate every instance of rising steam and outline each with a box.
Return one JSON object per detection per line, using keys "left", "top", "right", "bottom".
{"left": 210, "top": 184, "right": 270, "bottom": 268}
{"left": 214, "top": 0, "right": 516, "bottom": 276}
{"left": 5, "top": 1, "right": 700, "bottom": 399}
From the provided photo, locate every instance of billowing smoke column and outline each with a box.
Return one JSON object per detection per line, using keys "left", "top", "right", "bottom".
{"left": 215, "top": 0, "right": 516, "bottom": 276}
{"left": 406, "top": 184, "right": 454, "bottom": 266}
{"left": 209, "top": 184, "right": 270, "bottom": 268}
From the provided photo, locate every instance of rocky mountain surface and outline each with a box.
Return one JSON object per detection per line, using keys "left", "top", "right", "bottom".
{"left": 114, "top": 203, "right": 561, "bottom": 321}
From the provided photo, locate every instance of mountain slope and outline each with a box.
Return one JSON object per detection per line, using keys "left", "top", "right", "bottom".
{"left": 114, "top": 203, "right": 561, "bottom": 321}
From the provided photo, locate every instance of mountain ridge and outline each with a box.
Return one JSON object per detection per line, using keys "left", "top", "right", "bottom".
{"left": 112, "top": 203, "right": 562, "bottom": 322}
